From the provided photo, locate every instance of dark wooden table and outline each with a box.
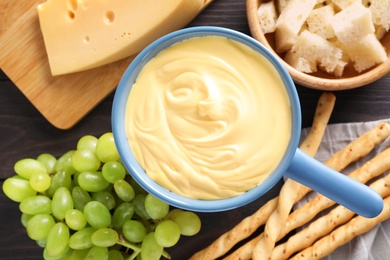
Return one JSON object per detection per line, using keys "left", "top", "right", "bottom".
{"left": 1, "top": 1, "right": 390, "bottom": 259}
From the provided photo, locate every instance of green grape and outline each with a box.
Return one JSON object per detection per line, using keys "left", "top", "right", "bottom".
{"left": 68, "top": 227, "right": 95, "bottom": 250}
{"left": 26, "top": 214, "right": 55, "bottom": 240}
{"left": 47, "top": 171, "right": 72, "bottom": 197}
{"left": 102, "top": 161, "right": 126, "bottom": 183}
{"left": 133, "top": 194, "right": 151, "bottom": 220}
{"left": 78, "top": 171, "right": 110, "bottom": 192}
{"left": 141, "top": 232, "right": 163, "bottom": 260}
{"left": 43, "top": 246, "right": 71, "bottom": 260}
{"left": 145, "top": 194, "right": 169, "bottom": 220}
{"left": 19, "top": 195, "right": 52, "bottom": 215}
{"left": 173, "top": 210, "right": 202, "bottom": 236}
{"left": 68, "top": 249, "right": 89, "bottom": 260}
{"left": 51, "top": 187, "right": 74, "bottom": 220}
{"left": 83, "top": 201, "right": 111, "bottom": 229}
{"left": 91, "top": 228, "right": 118, "bottom": 247}
{"left": 37, "top": 153, "right": 57, "bottom": 174}
{"left": 71, "top": 186, "right": 92, "bottom": 212}
{"left": 113, "top": 179, "right": 135, "bottom": 202}
{"left": 2, "top": 176, "right": 36, "bottom": 202}
{"left": 122, "top": 220, "right": 146, "bottom": 243}
{"left": 71, "top": 149, "right": 101, "bottom": 173}
{"left": 108, "top": 250, "right": 124, "bottom": 260}
{"left": 36, "top": 238, "right": 47, "bottom": 248}
{"left": 165, "top": 208, "right": 183, "bottom": 221}
{"left": 111, "top": 202, "right": 135, "bottom": 230}
{"left": 65, "top": 209, "right": 87, "bottom": 231}
{"left": 29, "top": 171, "right": 51, "bottom": 192}
{"left": 55, "top": 150, "right": 76, "bottom": 175}
{"left": 21, "top": 213, "right": 33, "bottom": 227}
{"left": 154, "top": 220, "right": 181, "bottom": 247}
{"left": 14, "top": 158, "right": 47, "bottom": 180}
{"left": 77, "top": 135, "right": 98, "bottom": 151}
{"left": 91, "top": 190, "right": 116, "bottom": 210}
{"left": 96, "top": 132, "right": 120, "bottom": 163}
{"left": 85, "top": 246, "right": 109, "bottom": 260}
{"left": 45, "top": 222, "right": 70, "bottom": 257}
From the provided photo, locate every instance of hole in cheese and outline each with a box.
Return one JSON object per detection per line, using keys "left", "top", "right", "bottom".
{"left": 68, "top": 10, "right": 75, "bottom": 20}
{"left": 104, "top": 10, "right": 115, "bottom": 24}
{"left": 84, "top": 35, "right": 90, "bottom": 43}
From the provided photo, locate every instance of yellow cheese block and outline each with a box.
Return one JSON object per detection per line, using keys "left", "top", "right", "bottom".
{"left": 37, "top": 0, "right": 204, "bottom": 76}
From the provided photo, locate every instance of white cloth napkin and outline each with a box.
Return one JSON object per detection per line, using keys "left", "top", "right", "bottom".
{"left": 298, "top": 118, "right": 390, "bottom": 260}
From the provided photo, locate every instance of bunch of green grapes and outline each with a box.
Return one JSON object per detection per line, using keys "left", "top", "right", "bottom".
{"left": 2, "top": 132, "right": 201, "bottom": 260}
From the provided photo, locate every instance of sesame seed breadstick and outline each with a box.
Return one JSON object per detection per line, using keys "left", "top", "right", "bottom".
{"left": 271, "top": 172, "right": 390, "bottom": 259}
{"left": 190, "top": 92, "right": 335, "bottom": 260}
{"left": 290, "top": 195, "right": 390, "bottom": 260}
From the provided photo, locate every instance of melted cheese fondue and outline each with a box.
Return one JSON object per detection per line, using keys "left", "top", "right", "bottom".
{"left": 125, "top": 36, "right": 291, "bottom": 200}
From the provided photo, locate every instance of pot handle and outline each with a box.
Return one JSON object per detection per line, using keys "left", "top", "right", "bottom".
{"left": 284, "top": 148, "right": 383, "bottom": 218}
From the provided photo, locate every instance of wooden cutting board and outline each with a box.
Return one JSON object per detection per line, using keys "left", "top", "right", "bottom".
{"left": 0, "top": 0, "right": 213, "bottom": 130}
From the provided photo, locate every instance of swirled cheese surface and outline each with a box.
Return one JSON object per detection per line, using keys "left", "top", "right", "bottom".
{"left": 125, "top": 36, "right": 291, "bottom": 200}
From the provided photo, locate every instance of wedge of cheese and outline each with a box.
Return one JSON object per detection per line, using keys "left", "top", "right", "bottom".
{"left": 37, "top": 0, "right": 204, "bottom": 76}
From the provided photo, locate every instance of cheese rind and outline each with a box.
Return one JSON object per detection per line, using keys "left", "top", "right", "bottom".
{"left": 37, "top": 0, "right": 204, "bottom": 76}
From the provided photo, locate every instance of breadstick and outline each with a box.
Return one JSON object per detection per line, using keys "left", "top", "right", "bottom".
{"left": 191, "top": 92, "right": 335, "bottom": 260}
{"left": 236, "top": 123, "right": 390, "bottom": 260}
{"left": 189, "top": 198, "right": 278, "bottom": 260}
{"left": 296, "top": 121, "right": 390, "bottom": 201}
{"left": 252, "top": 122, "right": 390, "bottom": 259}
{"left": 291, "top": 195, "right": 390, "bottom": 260}
{"left": 285, "top": 147, "right": 390, "bottom": 235}
{"left": 299, "top": 92, "right": 336, "bottom": 157}
{"left": 251, "top": 93, "right": 337, "bottom": 259}
{"left": 271, "top": 173, "right": 390, "bottom": 259}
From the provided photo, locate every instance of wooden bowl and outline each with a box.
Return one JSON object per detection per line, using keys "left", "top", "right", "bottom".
{"left": 246, "top": 0, "right": 390, "bottom": 90}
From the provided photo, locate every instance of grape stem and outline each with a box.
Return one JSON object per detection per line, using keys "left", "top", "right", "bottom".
{"left": 117, "top": 235, "right": 171, "bottom": 259}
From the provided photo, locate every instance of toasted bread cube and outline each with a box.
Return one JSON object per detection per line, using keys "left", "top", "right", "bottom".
{"left": 346, "top": 33, "right": 388, "bottom": 72}
{"left": 370, "top": 0, "right": 390, "bottom": 31}
{"left": 257, "top": 1, "right": 278, "bottom": 33}
{"left": 307, "top": 5, "right": 335, "bottom": 39}
{"left": 331, "top": 3, "right": 375, "bottom": 44}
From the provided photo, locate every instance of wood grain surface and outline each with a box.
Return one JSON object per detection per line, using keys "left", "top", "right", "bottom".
{"left": 1, "top": 0, "right": 390, "bottom": 259}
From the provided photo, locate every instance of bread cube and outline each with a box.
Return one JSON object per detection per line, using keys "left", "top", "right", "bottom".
{"left": 331, "top": 3, "right": 375, "bottom": 44}
{"left": 275, "top": 0, "right": 317, "bottom": 52}
{"left": 257, "top": 1, "right": 278, "bottom": 33}
{"left": 346, "top": 33, "right": 388, "bottom": 72}
{"left": 331, "top": 0, "right": 360, "bottom": 11}
{"left": 307, "top": 5, "right": 335, "bottom": 39}
{"left": 375, "top": 25, "right": 388, "bottom": 40}
{"left": 290, "top": 30, "right": 344, "bottom": 75}
{"left": 370, "top": 0, "right": 390, "bottom": 31}
{"left": 277, "top": 0, "right": 290, "bottom": 14}
{"left": 285, "top": 51, "right": 317, "bottom": 73}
